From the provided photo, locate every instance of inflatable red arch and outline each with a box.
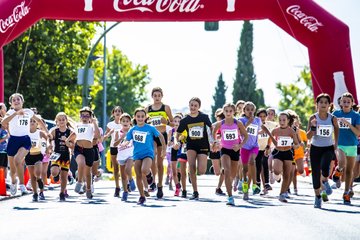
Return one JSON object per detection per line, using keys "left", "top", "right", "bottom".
{"left": 0, "top": 0, "right": 357, "bottom": 104}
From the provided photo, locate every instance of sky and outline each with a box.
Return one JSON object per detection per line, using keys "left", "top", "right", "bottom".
{"left": 104, "top": 0, "right": 360, "bottom": 113}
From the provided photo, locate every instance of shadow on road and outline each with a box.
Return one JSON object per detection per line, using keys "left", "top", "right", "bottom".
{"left": 13, "top": 206, "right": 39, "bottom": 211}
{"left": 321, "top": 208, "right": 360, "bottom": 214}
{"left": 81, "top": 198, "right": 109, "bottom": 205}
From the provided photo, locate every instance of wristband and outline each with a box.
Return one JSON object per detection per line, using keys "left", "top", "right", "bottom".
{"left": 310, "top": 126, "right": 316, "bottom": 131}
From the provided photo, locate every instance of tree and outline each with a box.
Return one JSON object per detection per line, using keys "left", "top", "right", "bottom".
{"left": 232, "top": 21, "right": 264, "bottom": 107}
{"left": 93, "top": 46, "right": 150, "bottom": 120}
{"left": 4, "top": 20, "right": 99, "bottom": 119}
{"left": 211, "top": 73, "right": 227, "bottom": 122}
{"left": 276, "top": 67, "right": 315, "bottom": 127}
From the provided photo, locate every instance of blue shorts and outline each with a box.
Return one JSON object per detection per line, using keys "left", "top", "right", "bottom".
{"left": 7, "top": 135, "right": 31, "bottom": 157}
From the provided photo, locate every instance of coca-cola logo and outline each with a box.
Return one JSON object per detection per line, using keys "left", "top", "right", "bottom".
{"left": 0, "top": 1, "right": 30, "bottom": 34}
{"left": 113, "top": 0, "right": 204, "bottom": 13}
{"left": 286, "top": 5, "right": 323, "bottom": 32}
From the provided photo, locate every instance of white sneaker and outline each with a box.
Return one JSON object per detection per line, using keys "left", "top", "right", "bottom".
{"left": 74, "top": 182, "right": 83, "bottom": 194}
{"left": 26, "top": 179, "right": 32, "bottom": 191}
{"left": 19, "top": 184, "right": 28, "bottom": 195}
{"left": 270, "top": 172, "right": 275, "bottom": 184}
{"left": 10, "top": 182, "right": 17, "bottom": 195}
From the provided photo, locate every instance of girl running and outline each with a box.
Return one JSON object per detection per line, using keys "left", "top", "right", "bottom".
{"left": 66, "top": 107, "right": 100, "bottom": 199}
{"left": 115, "top": 113, "right": 135, "bottom": 201}
{"left": 104, "top": 106, "right": 123, "bottom": 197}
{"left": 212, "top": 103, "right": 248, "bottom": 206}
{"left": 332, "top": 92, "right": 360, "bottom": 204}
{"left": 239, "top": 102, "right": 273, "bottom": 200}
{"left": 176, "top": 97, "right": 212, "bottom": 200}
{"left": 2, "top": 93, "right": 47, "bottom": 196}
{"left": 123, "top": 108, "right": 166, "bottom": 205}
{"left": 306, "top": 93, "right": 339, "bottom": 208}
{"left": 145, "top": 87, "right": 174, "bottom": 199}
{"left": 266, "top": 112, "right": 300, "bottom": 202}
{"left": 233, "top": 100, "right": 245, "bottom": 192}
{"left": 49, "top": 112, "right": 74, "bottom": 201}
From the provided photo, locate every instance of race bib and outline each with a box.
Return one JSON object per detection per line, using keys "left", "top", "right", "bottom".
{"left": 133, "top": 131, "right": 147, "bottom": 143}
{"left": 223, "top": 129, "right": 238, "bottom": 141}
{"left": 338, "top": 118, "right": 352, "bottom": 129}
{"left": 77, "top": 126, "right": 88, "bottom": 134}
{"left": 31, "top": 140, "right": 39, "bottom": 147}
{"left": 189, "top": 126, "right": 203, "bottom": 138}
{"left": 317, "top": 125, "right": 333, "bottom": 137}
{"left": 181, "top": 144, "right": 187, "bottom": 154}
{"left": 278, "top": 136, "right": 293, "bottom": 147}
{"left": 246, "top": 124, "right": 258, "bottom": 136}
{"left": 49, "top": 152, "right": 61, "bottom": 161}
{"left": 18, "top": 117, "right": 29, "bottom": 127}
{"left": 150, "top": 117, "right": 162, "bottom": 127}
{"left": 258, "top": 132, "right": 269, "bottom": 139}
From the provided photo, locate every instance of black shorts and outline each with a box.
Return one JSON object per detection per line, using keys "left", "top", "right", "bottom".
{"left": 74, "top": 144, "right": 95, "bottom": 167}
{"left": 0, "top": 152, "right": 8, "bottom": 167}
{"left": 25, "top": 153, "right": 43, "bottom": 166}
{"left": 209, "top": 151, "right": 221, "bottom": 159}
{"left": 171, "top": 148, "right": 178, "bottom": 162}
{"left": 110, "top": 147, "right": 118, "bottom": 156}
{"left": 220, "top": 148, "right": 240, "bottom": 161}
{"left": 272, "top": 149, "right": 293, "bottom": 162}
{"left": 186, "top": 146, "right": 209, "bottom": 156}
{"left": 154, "top": 132, "right": 168, "bottom": 147}
{"left": 93, "top": 145, "right": 100, "bottom": 162}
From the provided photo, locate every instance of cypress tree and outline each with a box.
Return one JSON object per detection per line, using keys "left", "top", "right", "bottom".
{"left": 211, "top": 73, "right": 227, "bottom": 122}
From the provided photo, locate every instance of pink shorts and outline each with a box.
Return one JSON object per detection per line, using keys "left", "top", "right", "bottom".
{"left": 42, "top": 154, "right": 50, "bottom": 163}
{"left": 240, "top": 147, "right": 259, "bottom": 164}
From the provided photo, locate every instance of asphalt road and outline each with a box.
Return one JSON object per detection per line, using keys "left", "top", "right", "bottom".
{"left": 1, "top": 175, "right": 360, "bottom": 240}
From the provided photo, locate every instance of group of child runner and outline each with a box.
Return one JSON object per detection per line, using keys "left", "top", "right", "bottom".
{"left": 0, "top": 88, "right": 359, "bottom": 208}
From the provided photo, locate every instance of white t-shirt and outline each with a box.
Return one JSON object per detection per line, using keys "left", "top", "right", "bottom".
{"left": 107, "top": 121, "right": 122, "bottom": 147}
{"left": 76, "top": 123, "right": 94, "bottom": 142}
{"left": 6, "top": 108, "right": 34, "bottom": 136}
{"left": 28, "top": 129, "right": 41, "bottom": 153}
{"left": 117, "top": 140, "right": 134, "bottom": 161}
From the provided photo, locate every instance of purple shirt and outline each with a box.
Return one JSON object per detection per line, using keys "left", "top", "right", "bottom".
{"left": 239, "top": 116, "right": 262, "bottom": 150}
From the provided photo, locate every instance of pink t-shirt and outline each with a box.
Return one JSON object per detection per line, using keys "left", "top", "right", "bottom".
{"left": 220, "top": 119, "right": 241, "bottom": 150}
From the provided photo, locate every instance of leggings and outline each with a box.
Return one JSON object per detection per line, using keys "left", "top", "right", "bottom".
{"left": 255, "top": 150, "right": 269, "bottom": 185}
{"left": 309, "top": 145, "right": 335, "bottom": 190}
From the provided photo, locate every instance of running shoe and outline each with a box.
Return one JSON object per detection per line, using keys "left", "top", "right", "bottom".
{"left": 233, "top": 178, "right": 239, "bottom": 192}
{"left": 129, "top": 179, "right": 136, "bottom": 192}
{"left": 10, "top": 182, "right": 17, "bottom": 196}
{"left": 26, "top": 179, "right": 32, "bottom": 191}
{"left": 264, "top": 184, "right": 272, "bottom": 191}
{"left": 226, "top": 196, "right": 235, "bottom": 206}
{"left": 53, "top": 174, "right": 60, "bottom": 183}
{"left": 321, "top": 191, "right": 329, "bottom": 202}
{"left": 270, "top": 172, "right": 275, "bottom": 184}
{"left": 37, "top": 179, "right": 44, "bottom": 191}
{"left": 59, "top": 192, "right": 66, "bottom": 201}
{"left": 74, "top": 182, "right": 83, "bottom": 194}
{"left": 144, "top": 190, "right": 150, "bottom": 197}
{"left": 149, "top": 182, "right": 157, "bottom": 192}
{"left": 188, "top": 174, "right": 192, "bottom": 184}
{"left": 343, "top": 192, "right": 351, "bottom": 205}
{"left": 32, "top": 193, "right": 38, "bottom": 202}
{"left": 114, "top": 187, "right": 120, "bottom": 197}
{"left": 39, "top": 192, "right": 45, "bottom": 201}
{"left": 19, "top": 184, "right": 28, "bottom": 195}
{"left": 323, "top": 181, "right": 333, "bottom": 195}
{"left": 137, "top": 196, "right": 146, "bottom": 205}
{"left": 279, "top": 193, "right": 288, "bottom": 203}
{"left": 332, "top": 168, "right": 342, "bottom": 188}
{"left": 165, "top": 175, "right": 170, "bottom": 185}
{"left": 314, "top": 196, "right": 322, "bottom": 208}
{"left": 215, "top": 188, "right": 226, "bottom": 196}
{"left": 127, "top": 183, "right": 131, "bottom": 192}
{"left": 243, "top": 192, "right": 249, "bottom": 200}
{"left": 275, "top": 174, "right": 281, "bottom": 183}
{"left": 252, "top": 184, "right": 261, "bottom": 195}
{"left": 181, "top": 190, "right": 187, "bottom": 198}
{"left": 86, "top": 190, "right": 93, "bottom": 199}
{"left": 284, "top": 192, "right": 290, "bottom": 199}
{"left": 260, "top": 189, "right": 268, "bottom": 195}
{"left": 157, "top": 186, "right": 164, "bottom": 199}
{"left": 237, "top": 180, "right": 243, "bottom": 193}
{"left": 64, "top": 189, "right": 69, "bottom": 198}
{"left": 190, "top": 191, "right": 199, "bottom": 200}
{"left": 349, "top": 189, "right": 354, "bottom": 198}
{"left": 146, "top": 172, "right": 154, "bottom": 185}
{"left": 121, "top": 191, "right": 128, "bottom": 201}
{"left": 169, "top": 183, "right": 173, "bottom": 191}
{"left": 242, "top": 182, "right": 249, "bottom": 194}
{"left": 174, "top": 184, "right": 181, "bottom": 197}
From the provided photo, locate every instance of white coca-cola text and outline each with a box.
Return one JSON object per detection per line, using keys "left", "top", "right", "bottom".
{"left": 113, "top": 0, "right": 203, "bottom": 13}
{"left": 0, "top": 1, "right": 30, "bottom": 34}
{"left": 286, "top": 5, "right": 323, "bottom": 32}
